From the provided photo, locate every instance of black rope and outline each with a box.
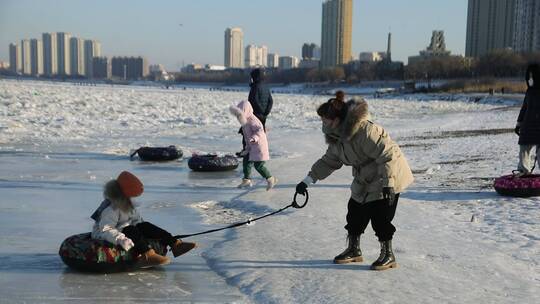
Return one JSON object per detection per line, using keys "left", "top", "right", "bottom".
{"left": 174, "top": 191, "right": 309, "bottom": 239}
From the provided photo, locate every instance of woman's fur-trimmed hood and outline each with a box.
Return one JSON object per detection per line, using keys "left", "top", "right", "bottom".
{"left": 324, "top": 97, "right": 370, "bottom": 144}
{"left": 229, "top": 100, "right": 253, "bottom": 126}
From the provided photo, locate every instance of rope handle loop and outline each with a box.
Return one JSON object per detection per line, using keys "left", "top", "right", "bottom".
{"left": 291, "top": 190, "right": 309, "bottom": 209}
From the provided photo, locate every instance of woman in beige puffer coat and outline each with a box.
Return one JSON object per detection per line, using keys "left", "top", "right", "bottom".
{"left": 295, "top": 97, "right": 413, "bottom": 271}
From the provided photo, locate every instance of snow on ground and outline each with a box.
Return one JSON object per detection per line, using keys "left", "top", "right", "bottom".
{"left": 0, "top": 79, "right": 538, "bottom": 303}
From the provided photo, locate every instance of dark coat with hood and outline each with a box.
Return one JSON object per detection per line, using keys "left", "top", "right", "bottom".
{"left": 308, "top": 98, "right": 414, "bottom": 204}
{"left": 517, "top": 64, "right": 540, "bottom": 145}
{"left": 248, "top": 69, "right": 273, "bottom": 124}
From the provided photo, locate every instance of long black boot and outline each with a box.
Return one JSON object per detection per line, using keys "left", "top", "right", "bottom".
{"left": 370, "top": 240, "right": 397, "bottom": 270}
{"left": 333, "top": 234, "right": 363, "bottom": 264}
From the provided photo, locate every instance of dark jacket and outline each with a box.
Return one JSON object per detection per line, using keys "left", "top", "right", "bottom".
{"left": 248, "top": 69, "right": 273, "bottom": 124}
{"left": 517, "top": 65, "right": 540, "bottom": 145}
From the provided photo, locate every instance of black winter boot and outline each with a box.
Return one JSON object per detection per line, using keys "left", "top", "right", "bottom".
{"left": 370, "top": 240, "right": 397, "bottom": 270}
{"left": 333, "top": 234, "right": 363, "bottom": 264}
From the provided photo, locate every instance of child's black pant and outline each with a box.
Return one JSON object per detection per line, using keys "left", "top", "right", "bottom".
{"left": 344, "top": 194, "right": 400, "bottom": 241}
{"left": 122, "top": 222, "right": 176, "bottom": 255}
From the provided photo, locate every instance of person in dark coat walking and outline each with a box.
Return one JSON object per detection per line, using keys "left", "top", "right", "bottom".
{"left": 515, "top": 63, "right": 540, "bottom": 174}
{"left": 237, "top": 68, "right": 274, "bottom": 155}
{"left": 248, "top": 68, "right": 273, "bottom": 127}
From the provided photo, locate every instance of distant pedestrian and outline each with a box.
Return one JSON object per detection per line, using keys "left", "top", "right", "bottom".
{"left": 515, "top": 63, "right": 540, "bottom": 175}
{"left": 237, "top": 69, "right": 274, "bottom": 156}
{"left": 295, "top": 97, "right": 414, "bottom": 270}
{"left": 230, "top": 100, "right": 277, "bottom": 191}
{"left": 335, "top": 90, "right": 345, "bottom": 102}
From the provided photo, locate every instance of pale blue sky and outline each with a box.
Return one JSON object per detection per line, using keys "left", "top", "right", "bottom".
{"left": 0, "top": 0, "right": 468, "bottom": 70}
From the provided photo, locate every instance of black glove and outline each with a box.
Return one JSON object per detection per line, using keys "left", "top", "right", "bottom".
{"left": 514, "top": 125, "right": 520, "bottom": 136}
{"left": 382, "top": 187, "right": 396, "bottom": 206}
{"left": 296, "top": 182, "right": 308, "bottom": 196}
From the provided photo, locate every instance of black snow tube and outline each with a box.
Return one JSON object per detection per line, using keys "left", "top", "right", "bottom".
{"left": 493, "top": 174, "right": 540, "bottom": 197}
{"left": 188, "top": 154, "right": 239, "bottom": 172}
{"left": 58, "top": 232, "right": 168, "bottom": 273}
{"left": 130, "top": 146, "right": 182, "bottom": 161}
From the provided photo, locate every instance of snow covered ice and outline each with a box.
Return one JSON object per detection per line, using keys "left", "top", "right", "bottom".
{"left": 0, "top": 79, "right": 538, "bottom": 303}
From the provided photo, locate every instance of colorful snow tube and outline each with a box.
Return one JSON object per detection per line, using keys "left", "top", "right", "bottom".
{"left": 59, "top": 232, "right": 168, "bottom": 273}
{"left": 188, "top": 154, "right": 239, "bottom": 172}
{"left": 130, "top": 146, "right": 182, "bottom": 161}
{"left": 493, "top": 174, "right": 540, "bottom": 197}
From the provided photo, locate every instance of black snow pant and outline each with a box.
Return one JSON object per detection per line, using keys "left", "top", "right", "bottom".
{"left": 122, "top": 222, "right": 176, "bottom": 255}
{"left": 344, "top": 194, "right": 400, "bottom": 241}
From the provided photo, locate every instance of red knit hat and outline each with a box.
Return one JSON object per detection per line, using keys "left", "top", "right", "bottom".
{"left": 117, "top": 171, "right": 144, "bottom": 197}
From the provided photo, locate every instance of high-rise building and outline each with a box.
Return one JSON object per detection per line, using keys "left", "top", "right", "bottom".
{"left": 57, "top": 32, "right": 71, "bottom": 75}
{"left": 465, "top": 0, "right": 516, "bottom": 57}
{"left": 279, "top": 56, "right": 300, "bottom": 69}
{"left": 21, "top": 39, "right": 31, "bottom": 75}
{"left": 513, "top": 0, "right": 540, "bottom": 52}
{"left": 302, "top": 43, "right": 321, "bottom": 60}
{"left": 43, "top": 33, "right": 58, "bottom": 76}
{"left": 321, "top": 0, "right": 353, "bottom": 68}
{"left": 267, "top": 53, "right": 279, "bottom": 68}
{"left": 224, "top": 27, "right": 244, "bottom": 68}
{"left": 30, "top": 39, "right": 43, "bottom": 76}
{"left": 92, "top": 56, "right": 110, "bottom": 79}
{"left": 245, "top": 45, "right": 268, "bottom": 67}
{"left": 84, "top": 40, "right": 101, "bottom": 78}
{"left": 111, "top": 57, "right": 148, "bottom": 80}
{"left": 9, "top": 43, "right": 21, "bottom": 74}
{"left": 69, "top": 37, "right": 84, "bottom": 76}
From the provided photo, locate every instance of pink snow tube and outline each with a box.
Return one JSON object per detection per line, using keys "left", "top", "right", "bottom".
{"left": 493, "top": 174, "right": 540, "bottom": 197}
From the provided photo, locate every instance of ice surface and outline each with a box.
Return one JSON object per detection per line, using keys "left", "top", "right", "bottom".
{"left": 0, "top": 80, "right": 538, "bottom": 303}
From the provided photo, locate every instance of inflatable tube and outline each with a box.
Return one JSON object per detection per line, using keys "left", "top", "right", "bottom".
{"left": 130, "top": 146, "right": 182, "bottom": 161}
{"left": 58, "top": 233, "right": 168, "bottom": 273}
{"left": 188, "top": 154, "right": 239, "bottom": 172}
{"left": 493, "top": 174, "right": 540, "bottom": 197}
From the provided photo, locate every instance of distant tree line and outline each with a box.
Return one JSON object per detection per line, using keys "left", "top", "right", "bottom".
{"left": 171, "top": 50, "right": 540, "bottom": 84}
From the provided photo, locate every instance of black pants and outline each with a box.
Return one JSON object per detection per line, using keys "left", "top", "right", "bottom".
{"left": 344, "top": 194, "right": 400, "bottom": 241}
{"left": 122, "top": 222, "right": 176, "bottom": 255}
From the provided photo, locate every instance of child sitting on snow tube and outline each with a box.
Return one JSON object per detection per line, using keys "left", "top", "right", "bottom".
{"left": 90, "top": 171, "right": 197, "bottom": 269}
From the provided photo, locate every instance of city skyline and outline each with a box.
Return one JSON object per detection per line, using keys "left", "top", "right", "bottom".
{"left": 0, "top": 0, "right": 468, "bottom": 70}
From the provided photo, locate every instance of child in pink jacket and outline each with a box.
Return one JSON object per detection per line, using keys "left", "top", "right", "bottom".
{"left": 230, "top": 100, "right": 277, "bottom": 190}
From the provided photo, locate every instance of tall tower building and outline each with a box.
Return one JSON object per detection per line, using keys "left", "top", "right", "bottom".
{"left": 513, "top": 0, "right": 540, "bottom": 52}
{"left": 30, "top": 39, "right": 43, "bottom": 76}
{"left": 57, "top": 32, "right": 71, "bottom": 76}
{"left": 84, "top": 40, "right": 101, "bottom": 78}
{"left": 466, "top": 0, "right": 516, "bottom": 57}
{"left": 9, "top": 43, "right": 21, "bottom": 74}
{"left": 21, "top": 39, "right": 31, "bottom": 75}
{"left": 245, "top": 45, "right": 268, "bottom": 67}
{"left": 43, "top": 33, "right": 58, "bottom": 76}
{"left": 267, "top": 53, "right": 279, "bottom": 68}
{"left": 70, "top": 37, "right": 84, "bottom": 76}
{"left": 321, "top": 0, "right": 353, "bottom": 68}
{"left": 224, "top": 27, "right": 244, "bottom": 68}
